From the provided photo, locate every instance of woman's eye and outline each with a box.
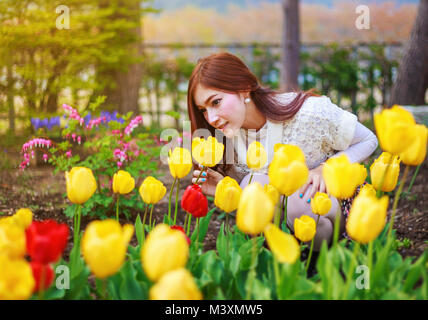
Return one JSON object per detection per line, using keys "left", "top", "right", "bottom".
{"left": 212, "top": 99, "right": 221, "bottom": 106}
{"left": 200, "top": 108, "right": 206, "bottom": 113}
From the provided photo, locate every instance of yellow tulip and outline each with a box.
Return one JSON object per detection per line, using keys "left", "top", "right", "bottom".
{"left": 322, "top": 154, "right": 367, "bottom": 199}
{"left": 65, "top": 166, "right": 97, "bottom": 204}
{"left": 370, "top": 152, "right": 401, "bottom": 192}
{"left": 264, "top": 223, "right": 300, "bottom": 264}
{"left": 236, "top": 183, "right": 274, "bottom": 235}
{"left": 247, "top": 141, "right": 267, "bottom": 170}
{"left": 139, "top": 176, "right": 167, "bottom": 205}
{"left": 0, "top": 222, "right": 26, "bottom": 259}
{"left": 0, "top": 255, "right": 35, "bottom": 300}
{"left": 81, "top": 219, "right": 134, "bottom": 279}
{"left": 168, "top": 147, "right": 193, "bottom": 179}
{"left": 311, "top": 192, "right": 332, "bottom": 216}
{"left": 374, "top": 105, "right": 416, "bottom": 155}
{"left": 141, "top": 224, "right": 189, "bottom": 281}
{"left": 294, "top": 215, "right": 316, "bottom": 242}
{"left": 264, "top": 184, "right": 280, "bottom": 206}
{"left": 149, "top": 268, "right": 203, "bottom": 300}
{"left": 214, "top": 176, "right": 242, "bottom": 213}
{"left": 268, "top": 144, "right": 309, "bottom": 196}
{"left": 346, "top": 193, "right": 389, "bottom": 244}
{"left": 12, "top": 208, "right": 33, "bottom": 229}
{"left": 192, "top": 136, "right": 224, "bottom": 167}
{"left": 359, "top": 183, "right": 376, "bottom": 198}
{"left": 399, "top": 124, "right": 427, "bottom": 166}
{"left": 112, "top": 170, "right": 135, "bottom": 194}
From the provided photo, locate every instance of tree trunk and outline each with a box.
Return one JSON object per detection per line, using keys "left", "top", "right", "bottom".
{"left": 281, "top": 0, "right": 300, "bottom": 91}
{"left": 390, "top": 0, "right": 428, "bottom": 106}
{"left": 7, "top": 63, "right": 15, "bottom": 134}
{"left": 97, "top": 1, "right": 143, "bottom": 115}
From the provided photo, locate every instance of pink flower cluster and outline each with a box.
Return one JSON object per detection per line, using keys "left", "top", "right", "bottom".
{"left": 124, "top": 115, "right": 143, "bottom": 135}
{"left": 114, "top": 148, "right": 127, "bottom": 163}
{"left": 20, "top": 138, "right": 53, "bottom": 169}
{"left": 65, "top": 133, "right": 82, "bottom": 145}
{"left": 86, "top": 116, "right": 108, "bottom": 130}
{"left": 63, "top": 104, "right": 84, "bottom": 126}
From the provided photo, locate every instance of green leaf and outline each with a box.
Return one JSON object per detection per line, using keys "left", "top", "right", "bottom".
{"left": 190, "top": 208, "right": 215, "bottom": 244}
{"left": 165, "top": 110, "right": 181, "bottom": 120}
{"left": 135, "top": 214, "right": 143, "bottom": 247}
{"left": 119, "top": 260, "right": 146, "bottom": 300}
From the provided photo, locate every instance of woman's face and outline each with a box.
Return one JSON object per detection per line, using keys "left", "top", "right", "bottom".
{"left": 193, "top": 84, "right": 246, "bottom": 138}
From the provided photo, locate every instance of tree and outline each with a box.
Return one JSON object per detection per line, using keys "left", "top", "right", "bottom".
{"left": 390, "top": 0, "right": 428, "bottom": 106}
{"left": 281, "top": 0, "right": 300, "bottom": 91}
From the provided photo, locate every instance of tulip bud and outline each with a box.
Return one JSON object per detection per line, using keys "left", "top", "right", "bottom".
{"left": 112, "top": 170, "right": 135, "bottom": 194}
{"left": 294, "top": 215, "right": 316, "bottom": 242}
{"left": 322, "top": 154, "right": 367, "bottom": 199}
{"left": 264, "top": 223, "right": 300, "bottom": 264}
{"left": 359, "top": 183, "right": 376, "bottom": 198}
{"left": 346, "top": 193, "right": 389, "bottom": 244}
{"left": 181, "top": 184, "right": 208, "bottom": 218}
{"left": 82, "top": 220, "right": 134, "bottom": 279}
{"left": 0, "top": 255, "right": 35, "bottom": 300}
{"left": 311, "top": 192, "right": 332, "bottom": 216}
{"left": 168, "top": 147, "right": 193, "bottom": 179}
{"left": 192, "top": 136, "right": 224, "bottom": 167}
{"left": 139, "top": 176, "right": 167, "bottom": 204}
{"left": 141, "top": 224, "right": 189, "bottom": 281}
{"left": 268, "top": 144, "right": 309, "bottom": 196}
{"left": 236, "top": 183, "right": 274, "bottom": 235}
{"left": 370, "top": 152, "right": 401, "bottom": 192}
{"left": 26, "top": 220, "right": 69, "bottom": 264}
{"left": 374, "top": 105, "right": 416, "bottom": 155}
{"left": 65, "top": 167, "right": 97, "bottom": 204}
{"left": 13, "top": 208, "right": 33, "bottom": 229}
{"left": 247, "top": 141, "right": 267, "bottom": 170}
{"left": 0, "top": 222, "right": 26, "bottom": 259}
{"left": 214, "top": 176, "right": 242, "bottom": 213}
{"left": 398, "top": 124, "right": 427, "bottom": 166}
{"left": 149, "top": 268, "right": 202, "bottom": 300}
{"left": 264, "top": 184, "right": 280, "bottom": 206}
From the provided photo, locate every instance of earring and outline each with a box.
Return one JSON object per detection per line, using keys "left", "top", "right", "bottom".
{"left": 244, "top": 97, "right": 250, "bottom": 104}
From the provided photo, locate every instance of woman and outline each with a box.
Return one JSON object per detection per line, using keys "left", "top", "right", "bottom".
{"left": 187, "top": 52, "right": 378, "bottom": 250}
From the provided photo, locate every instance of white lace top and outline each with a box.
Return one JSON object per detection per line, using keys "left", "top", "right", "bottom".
{"left": 221, "top": 92, "right": 366, "bottom": 183}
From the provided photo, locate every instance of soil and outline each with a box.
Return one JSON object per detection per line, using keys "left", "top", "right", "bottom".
{"left": 0, "top": 148, "right": 427, "bottom": 261}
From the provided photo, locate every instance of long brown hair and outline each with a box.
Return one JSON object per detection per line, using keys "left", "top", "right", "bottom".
{"left": 187, "top": 52, "right": 318, "bottom": 172}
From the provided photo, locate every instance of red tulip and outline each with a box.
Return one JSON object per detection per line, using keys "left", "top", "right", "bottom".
{"left": 171, "top": 225, "right": 191, "bottom": 245}
{"left": 30, "top": 262, "right": 54, "bottom": 292}
{"left": 26, "top": 220, "right": 69, "bottom": 264}
{"left": 181, "top": 184, "right": 208, "bottom": 218}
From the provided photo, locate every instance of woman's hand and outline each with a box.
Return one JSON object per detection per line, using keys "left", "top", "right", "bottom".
{"left": 192, "top": 165, "right": 224, "bottom": 197}
{"left": 298, "top": 163, "right": 326, "bottom": 200}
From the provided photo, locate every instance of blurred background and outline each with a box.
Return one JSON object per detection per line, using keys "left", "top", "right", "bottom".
{"left": 0, "top": 0, "right": 427, "bottom": 143}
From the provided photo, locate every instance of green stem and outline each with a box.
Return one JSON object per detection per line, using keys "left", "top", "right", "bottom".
{"left": 196, "top": 218, "right": 200, "bottom": 251}
{"left": 366, "top": 241, "right": 374, "bottom": 299}
{"left": 407, "top": 164, "right": 421, "bottom": 193}
{"left": 248, "top": 171, "right": 254, "bottom": 184}
{"left": 333, "top": 199, "right": 342, "bottom": 248}
{"left": 342, "top": 242, "right": 360, "bottom": 300}
{"left": 115, "top": 195, "right": 120, "bottom": 221}
{"left": 282, "top": 196, "right": 288, "bottom": 231}
{"left": 148, "top": 204, "right": 154, "bottom": 231}
{"left": 142, "top": 204, "right": 149, "bottom": 242}
{"left": 388, "top": 165, "right": 410, "bottom": 239}
{"left": 194, "top": 166, "right": 205, "bottom": 184}
{"left": 168, "top": 177, "right": 177, "bottom": 224}
{"left": 225, "top": 212, "right": 229, "bottom": 234}
{"left": 273, "top": 256, "right": 281, "bottom": 299}
{"left": 183, "top": 212, "right": 189, "bottom": 231}
{"left": 186, "top": 213, "right": 192, "bottom": 236}
{"left": 305, "top": 215, "right": 320, "bottom": 274}
{"left": 103, "top": 278, "right": 108, "bottom": 300}
{"left": 173, "top": 179, "right": 180, "bottom": 225}
{"left": 246, "top": 237, "right": 258, "bottom": 300}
